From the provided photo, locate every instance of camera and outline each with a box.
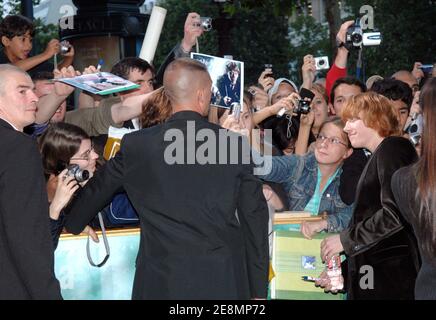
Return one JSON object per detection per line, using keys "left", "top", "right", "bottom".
{"left": 294, "top": 99, "right": 311, "bottom": 115}
{"left": 345, "top": 20, "right": 381, "bottom": 48}
{"left": 405, "top": 113, "right": 423, "bottom": 146}
{"left": 66, "top": 164, "right": 90, "bottom": 183}
{"left": 314, "top": 56, "right": 329, "bottom": 70}
{"left": 196, "top": 17, "right": 212, "bottom": 32}
{"left": 277, "top": 99, "right": 311, "bottom": 117}
{"left": 59, "top": 40, "right": 72, "bottom": 55}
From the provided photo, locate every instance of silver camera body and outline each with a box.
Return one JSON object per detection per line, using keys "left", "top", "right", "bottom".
{"left": 60, "top": 40, "right": 72, "bottom": 55}
{"left": 198, "top": 17, "right": 212, "bottom": 32}
{"left": 405, "top": 113, "right": 423, "bottom": 146}
{"left": 346, "top": 22, "right": 381, "bottom": 48}
{"left": 66, "top": 164, "right": 89, "bottom": 183}
{"left": 314, "top": 56, "right": 329, "bottom": 70}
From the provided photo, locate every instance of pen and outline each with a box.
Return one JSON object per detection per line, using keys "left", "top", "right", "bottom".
{"left": 97, "top": 59, "right": 104, "bottom": 76}
{"left": 301, "top": 276, "right": 320, "bottom": 282}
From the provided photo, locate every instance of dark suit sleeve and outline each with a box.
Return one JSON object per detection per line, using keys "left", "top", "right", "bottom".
{"left": 64, "top": 141, "right": 125, "bottom": 234}
{"left": 0, "top": 139, "right": 61, "bottom": 299}
{"left": 237, "top": 163, "right": 270, "bottom": 299}
{"left": 340, "top": 139, "right": 417, "bottom": 257}
{"left": 155, "top": 42, "right": 190, "bottom": 88}
{"left": 339, "top": 149, "right": 367, "bottom": 205}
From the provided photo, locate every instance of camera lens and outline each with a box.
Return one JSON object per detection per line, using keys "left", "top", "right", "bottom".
{"left": 75, "top": 169, "right": 89, "bottom": 183}
{"left": 318, "top": 59, "right": 325, "bottom": 66}
{"left": 200, "top": 17, "right": 212, "bottom": 32}
{"left": 409, "top": 124, "right": 418, "bottom": 134}
{"left": 351, "top": 33, "right": 362, "bottom": 44}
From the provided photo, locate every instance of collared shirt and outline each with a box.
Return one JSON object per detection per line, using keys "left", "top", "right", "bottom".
{"left": 0, "top": 116, "right": 20, "bottom": 131}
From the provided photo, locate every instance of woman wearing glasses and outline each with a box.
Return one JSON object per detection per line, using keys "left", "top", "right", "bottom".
{"left": 38, "top": 122, "right": 99, "bottom": 249}
{"left": 319, "top": 92, "right": 419, "bottom": 299}
{"left": 256, "top": 115, "right": 354, "bottom": 237}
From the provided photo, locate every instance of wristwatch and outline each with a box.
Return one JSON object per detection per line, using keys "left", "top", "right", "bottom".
{"left": 336, "top": 39, "right": 346, "bottom": 48}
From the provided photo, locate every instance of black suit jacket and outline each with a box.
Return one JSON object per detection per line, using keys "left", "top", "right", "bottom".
{"left": 65, "top": 111, "right": 269, "bottom": 299}
{"left": 0, "top": 119, "right": 61, "bottom": 300}
{"left": 340, "top": 136, "right": 419, "bottom": 299}
{"left": 392, "top": 165, "right": 436, "bottom": 300}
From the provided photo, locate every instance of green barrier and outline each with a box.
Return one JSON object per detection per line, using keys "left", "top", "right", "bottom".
{"left": 55, "top": 229, "right": 140, "bottom": 300}
{"left": 269, "top": 228, "right": 345, "bottom": 300}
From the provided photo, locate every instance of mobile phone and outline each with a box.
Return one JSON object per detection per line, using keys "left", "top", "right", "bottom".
{"left": 419, "top": 64, "right": 434, "bottom": 74}
{"left": 229, "top": 102, "right": 241, "bottom": 120}
{"left": 301, "top": 276, "right": 320, "bottom": 282}
{"left": 299, "top": 87, "right": 315, "bottom": 102}
{"left": 264, "top": 64, "right": 273, "bottom": 77}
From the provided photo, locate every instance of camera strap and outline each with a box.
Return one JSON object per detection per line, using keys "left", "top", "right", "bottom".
{"left": 86, "top": 212, "right": 110, "bottom": 268}
{"left": 356, "top": 48, "right": 363, "bottom": 80}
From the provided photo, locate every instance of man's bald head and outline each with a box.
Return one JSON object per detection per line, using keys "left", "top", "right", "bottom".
{"left": 163, "top": 58, "right": 212, "bottom": 112}
{"left": 392, "top": 70, "right": 418, "bottom": 91}
{"left": 0, "top": 64, "right": 29, "bottom": 96}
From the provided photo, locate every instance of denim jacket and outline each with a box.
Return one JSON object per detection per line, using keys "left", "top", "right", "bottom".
{"left": 256, "top": 151, "right": 354, "bottom": 233}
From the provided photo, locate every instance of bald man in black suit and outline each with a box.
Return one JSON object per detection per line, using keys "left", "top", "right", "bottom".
{"left": 65, "top": 58, "right": 269, "bottom": 300}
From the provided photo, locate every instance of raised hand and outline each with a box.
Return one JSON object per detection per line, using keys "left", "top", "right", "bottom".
{"left": 249, "top": 86, "right": 269, "bottom": 110}
{"left": 302, "top": 54, "right": 316, "bottom": 89}
{"left": 49, "top": 169, "right": 80, "bottom": 220}
{"left": 412, "top": 62, "right": 425, "bottom": 81}
{"left": 258, "top": 69, "right": 275, "bottom": 92}
{"left": 181, "top": 12, "right": 204, "bottom": 52}
{"left": 53, "top": 66, "right": 78, "bottom": 97}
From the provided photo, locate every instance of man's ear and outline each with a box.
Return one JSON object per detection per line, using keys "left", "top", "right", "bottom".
{"left": 1, "top": 36, "right": 10, "bottom": 47}
{"left": 197, "top": 87, "right": 207, "bottom": 107}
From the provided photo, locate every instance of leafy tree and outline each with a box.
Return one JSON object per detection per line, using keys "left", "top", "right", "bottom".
{"left": 154, "top": 0, "right": 220, "bottom": 70}
{"left": 342, "top": 0, "right": 436, "bottom": 78}
{"left": 155, "top": 0, "right": 296, "bottom": 85}
{"left": 287, "top": 14, "right": 331, "bottom": 84}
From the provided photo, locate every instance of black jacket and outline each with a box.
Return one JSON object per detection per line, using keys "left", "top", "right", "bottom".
{"left": 340, "top": 136, "right": 420, "bottom": 300}
{"left": 65, "top": 111, "right": 269, "bottom": 299}
{"left": 0, "top": 119, "right": 62, "bottom": 300}
{"left": 392, "top": 164, "right": 436, "bottom": 300}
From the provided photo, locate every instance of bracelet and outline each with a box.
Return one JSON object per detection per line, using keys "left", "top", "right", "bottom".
{"left": 179, "top": 41, "right": 191, "bottom": 54}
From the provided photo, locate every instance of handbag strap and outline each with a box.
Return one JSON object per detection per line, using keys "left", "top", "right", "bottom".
{"left": 86, "top": 212, "right": 110, "bottom": 267}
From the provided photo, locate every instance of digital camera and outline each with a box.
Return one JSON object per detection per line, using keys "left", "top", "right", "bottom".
{"left": 294, "top": 99, "right": 311, "bottom": 115}
{"left": 66, "top": 164, "right": 90, "bottom": 183}
{"left": 197, "top": 17, "right": 212, "bottom": 32}
{"left": 405, "top": 113, "right": 423, "bottom": 146}
{"left": 60, "top": 40, "right": 72, "bottom": 55}
{"left": 314, "top": 56, "right": 329, "bottom": 70}
{"left": 345, "top": 20, "right": 381, "bottom": 48}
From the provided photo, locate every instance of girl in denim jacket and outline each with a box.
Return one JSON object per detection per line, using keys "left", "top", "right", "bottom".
{"left": 257, "top": 117, "right": 354, "bottom": 239}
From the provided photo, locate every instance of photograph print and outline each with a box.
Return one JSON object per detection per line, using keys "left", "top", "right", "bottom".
{"left": 191, "top": 53, "right": 244, "bottom": 109}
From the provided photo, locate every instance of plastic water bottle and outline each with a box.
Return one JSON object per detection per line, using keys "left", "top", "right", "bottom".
{"left": 326, "top": 255, "right": 344, "bottom": 291}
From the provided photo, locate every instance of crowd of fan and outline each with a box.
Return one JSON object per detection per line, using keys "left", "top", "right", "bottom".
{"left": 0, "top": 11, "right": 435, "bottom": 300}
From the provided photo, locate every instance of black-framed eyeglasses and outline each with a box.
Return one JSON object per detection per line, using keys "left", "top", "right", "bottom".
{"left": 316, "top": 134, "right": 348, "bottom": 147}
